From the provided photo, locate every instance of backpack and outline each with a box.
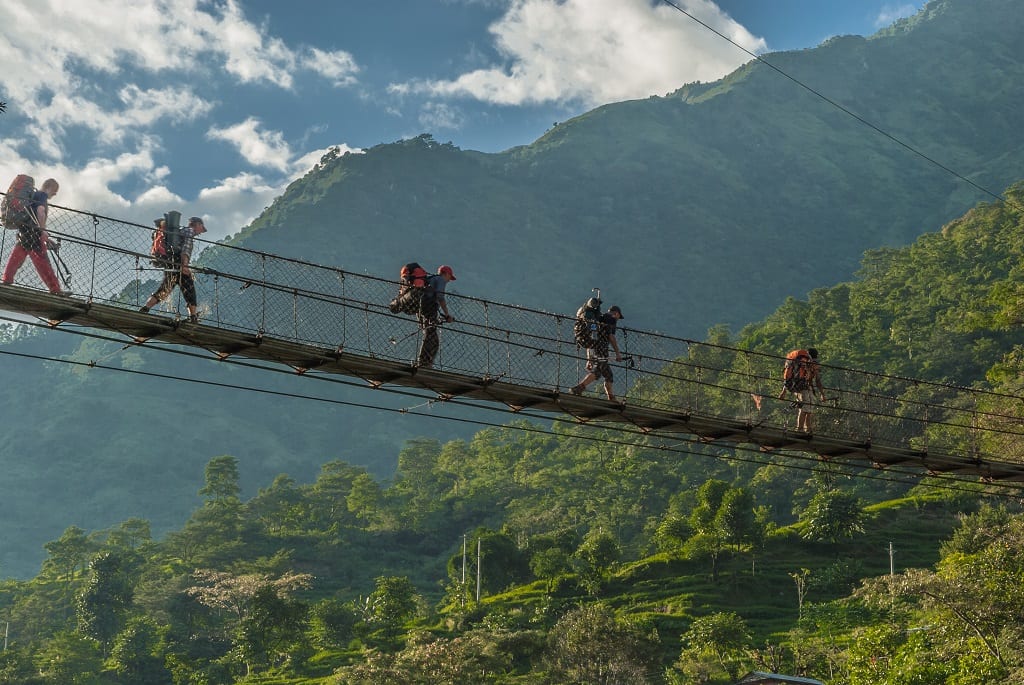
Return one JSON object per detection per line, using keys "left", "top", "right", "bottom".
{"left": 388, "top": 262, "right": 437, "bottom": 315}
{"left": 1, "top": 174, "right": 36, "bottom": 229}
{"left": 574, "top": 298, "right": 602, "bottom": 348}
{"left": 783, "top": 349, "right": 815, "bottom": 392}
{"left": 150, "top": 211, "right": 184, "bottom": 266}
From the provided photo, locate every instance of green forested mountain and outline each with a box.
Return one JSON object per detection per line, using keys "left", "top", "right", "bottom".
{"left": 3, "top": 0, "right": 1024, "bottom": 582}
{"left": 2, "top": 180, "right": 1024, "bottom": 681}
{"left": 228, "top": 0, "right": 1024, "bottom": 333}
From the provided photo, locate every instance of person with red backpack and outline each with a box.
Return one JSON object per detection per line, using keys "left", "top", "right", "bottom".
{"left": 777, "top": 347, "right": 826, "bottom": 432}
{"left": 1, "top": 178, "right": 65, "bottom": 294}
{"left": 416, "top": 264, "right": 456, "bottom": 368}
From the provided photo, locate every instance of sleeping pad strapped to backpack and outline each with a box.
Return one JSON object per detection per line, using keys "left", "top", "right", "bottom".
{"left": 388, "top": 262, "right": 437, "bottom": 315}
{"left": 574, "top": 298, "right": 602, "bottom": 349}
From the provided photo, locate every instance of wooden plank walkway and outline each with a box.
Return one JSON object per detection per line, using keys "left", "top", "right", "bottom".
{"left": 3, "top": 285, "right": 1022, "bottom": 484}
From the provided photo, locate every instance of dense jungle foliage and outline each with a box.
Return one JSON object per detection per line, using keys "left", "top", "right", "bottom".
{"left": 3, "top": 182, "right": 1024, "bottom": 683}
{"left": 4, "top": 0, "right": 1024, "bottom": 580}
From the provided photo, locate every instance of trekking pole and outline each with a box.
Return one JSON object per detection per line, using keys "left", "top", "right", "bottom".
{"left": 48, "top": 241, "right": 72, "bottom": 288}
{"left": 389, "top": 328, "right": 422, "bottom": 346}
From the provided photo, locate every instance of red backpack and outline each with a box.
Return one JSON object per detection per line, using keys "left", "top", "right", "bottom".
{"left": 783, "top": 349, "right": 815, "bottom": 392}
{"left": 1, "top": 174, "right": 36, "bottom": 229}
{"left": 399, "top": 262, "right": 430, "bottom": 291}
{"left": 388, "top": 262, "right": 438, "bottom": 315}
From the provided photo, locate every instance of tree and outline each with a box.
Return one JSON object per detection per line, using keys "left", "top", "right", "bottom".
{"left": 199, "top": 455, "right": 241, "bottom": 503}
{"left": 675, "top": 611, "right": 752, "bottom": 682}
{"left": 186, "top": 569, "right": 312, "bottom": 676}
{"left": 347, "top": 472, "right": 385, "bottom": 527}
{"left": 105, "top": 518, "right": 152, "bottom": 551}
{"left": 362, "top": 576, "right": 419, "bottom": 640}
{"left": 76, "top": 551, "right": 134, "bottom": 653}
{"left": 546, "top": 604, "right": 659, "bottom": 684}
{"left": 309, "top": 598, "right": 356, "bottom": 649}
{"left": 307, "top": 460, "right": 365, "bottom": 530}
{"left": 689, "top": 479, "right": 731, "bottom": 535}
{"left": 530, "top": 547, "right": 572, "bottom": 593}
{"left": 574, "top": 528, "right": 621, "bottom": 594}
{"left": 32, "top": 631, "right": 103, "bottom": 684}
{"left": 798, "top": 489, "right": 865, "bottom": 542}
{"left": 110, "top": 617, "right": 171, "bottom": 684}
{"left": 41, "top": 526, "right": 90, "bottom": 586}
{"left": 246, "top": 474, "right": 303, "bottom": 536}
{"left": 715, "top": 487, "right": 758, "bottom": 550}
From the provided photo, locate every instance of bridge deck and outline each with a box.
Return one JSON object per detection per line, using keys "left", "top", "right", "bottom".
{"left": 6, "top": 286, "right": 1022, "bottom": 484}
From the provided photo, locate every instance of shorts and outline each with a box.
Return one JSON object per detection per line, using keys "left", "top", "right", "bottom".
{"left": 794, "top": 388, "right": 815, "bottom": 411}
{"left": 586, "top": 350, "right": 613, "bottom": 381}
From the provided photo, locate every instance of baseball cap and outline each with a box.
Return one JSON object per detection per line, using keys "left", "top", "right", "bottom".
{"left": 188, "top": 216, "right": 204, "bottom": 225}
{"left": 609, "top": 305, "right": 624, "bottom": 319}
{"left": 438, "top": 265, "right": 456, "bottom": 280}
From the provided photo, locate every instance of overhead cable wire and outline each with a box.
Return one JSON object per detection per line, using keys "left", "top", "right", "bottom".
{"left": 2, "top": 315, "right": 1020, "bottom": 498}
{"left": 0, "top": 343, "right": 1004, "bottom": 498}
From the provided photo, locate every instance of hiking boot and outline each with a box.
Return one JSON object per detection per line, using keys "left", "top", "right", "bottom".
{"left": 138, "top": 306, "right": 150, "bottom": 313}
{"left": 189, "top": 313, "right": 199, "bottom": 324}
{"left": 570, "top": 384, "right": 584, "bottom": 396}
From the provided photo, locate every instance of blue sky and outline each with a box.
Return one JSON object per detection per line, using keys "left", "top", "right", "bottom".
{"left": 0, "top": 0, "right": 923, "bottom": 243}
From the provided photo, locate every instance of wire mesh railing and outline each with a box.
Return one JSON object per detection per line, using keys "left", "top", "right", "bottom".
{"left": 2, "top": 195, "right": 1024, "bottom": 468}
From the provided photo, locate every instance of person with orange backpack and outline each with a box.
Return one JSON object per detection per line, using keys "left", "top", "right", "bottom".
{"left": 1, "top": 177, "right": 65, "bottom": 294}
{"left": 777, "top": 347, "right": 826, "bottom": 433}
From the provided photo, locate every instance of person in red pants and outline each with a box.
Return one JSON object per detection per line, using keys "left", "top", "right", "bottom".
{"left": 2, "top": 178, "right": 64, "bottom": 294}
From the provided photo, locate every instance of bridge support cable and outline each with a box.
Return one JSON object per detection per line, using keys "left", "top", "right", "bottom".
{"left": 2, "top": 196, "right": 1024, "bottom": 481}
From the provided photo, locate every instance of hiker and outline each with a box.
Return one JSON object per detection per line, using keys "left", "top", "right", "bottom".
{"left": 777, "top": 347, "right": 826, "bottom": 433}
{"left": 571, "top": 305, "right": 624, "bottom": 401}
{"left": 139, "top": 215, "right": 207, "bottom": 323}
{"left": 1, "top": 178, "right": 65, "bottom": 294}
{"left": 417, "top": 264, "right": 456, "bottom": 368}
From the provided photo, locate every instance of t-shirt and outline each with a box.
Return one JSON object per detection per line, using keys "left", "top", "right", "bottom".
{"left": 17, "top": 190, "right": 50, "bottom": 251}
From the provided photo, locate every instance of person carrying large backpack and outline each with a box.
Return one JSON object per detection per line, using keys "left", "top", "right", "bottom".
{"left": 1, "top": 177, "right": 65, "bottom": 295}
{"left": 777, "top": 347, "right": 826, "bottom": 432}
{"left": 570, "top": 300, "right": 624, "bottom": 401}
{"left": 416, "top": 264, "right": 456, "bottom": 368}
{"left": 139, "top": 213, "right": 207, "bottom": 323}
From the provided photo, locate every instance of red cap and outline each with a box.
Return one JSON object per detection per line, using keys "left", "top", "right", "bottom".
{"left": 438, "top": 265, "right": 456, "bottom": 280}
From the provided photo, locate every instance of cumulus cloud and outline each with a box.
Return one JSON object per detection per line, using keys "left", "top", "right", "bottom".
{"left": 0, "top": 0, "right": 361, "bottom": 228}
{"left": 207, "top": 118, "right": 294, "bottom": 173}
{"left": 391, "top": 0, "right": 766, "bottom": 108}
{"left": 302, "top": 48, "right": 361, "bottom": 87}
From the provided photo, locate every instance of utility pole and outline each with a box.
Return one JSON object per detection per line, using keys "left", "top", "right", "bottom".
{"left": 476, "top": 537, "right": 482, "bottom": 602}
{"left": 889, "top": 541, "right": 895, "bottom": 576}
{"left": 3, "top": 621, "right": 7, "bottom": 651}
{"left": 461, "top": 534, "right": 467, "bottom": 608}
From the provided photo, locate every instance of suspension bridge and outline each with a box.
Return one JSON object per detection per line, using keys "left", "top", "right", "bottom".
{"left": 2, "top": 199, "right": 1024, "bottom": 485}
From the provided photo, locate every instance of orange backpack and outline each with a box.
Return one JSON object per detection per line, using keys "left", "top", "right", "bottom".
{"left": 783, "top": 349, "right": 814, "bottom": 392}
